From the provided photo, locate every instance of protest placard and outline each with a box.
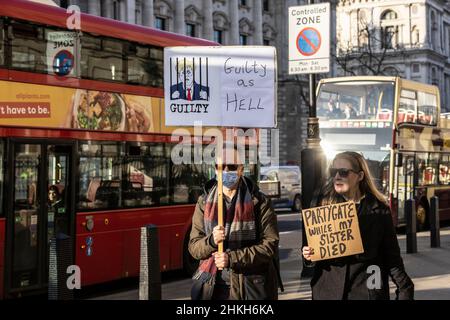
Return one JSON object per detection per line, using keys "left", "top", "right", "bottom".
{"left": 164, "top": 46, "right": 277, "bottom": 128}
{"left": 302, "top": 201, "right": 364, "bottom": 261}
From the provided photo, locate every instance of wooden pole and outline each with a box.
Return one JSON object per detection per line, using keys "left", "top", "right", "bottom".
{"left": 216, "top": 140, "right": 224, "bottom": 270}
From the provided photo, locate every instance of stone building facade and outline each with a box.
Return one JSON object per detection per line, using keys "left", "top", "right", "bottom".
{"left": 336, "top": 0, "right": 450, "bottom": 111}
{"left": 51, "top": 0, "right": 314, "bottom": 165}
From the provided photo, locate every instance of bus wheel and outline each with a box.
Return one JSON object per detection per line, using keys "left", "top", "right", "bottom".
{"left": 292, "top": 195, "right": 302, "bottom": 212}
{"left": 416, "top": 203, "right": 428, "bottom": 231}
{"left": 183, "top": 232, "right": 199, "bottom": 276}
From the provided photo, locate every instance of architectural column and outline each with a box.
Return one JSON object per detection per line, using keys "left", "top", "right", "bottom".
{"left": 127, "top": 0, "right": 136, "bottom": 24}
{"left": 142, "top": 0, "right": 154, "bottom": 27}
{"left": 102, "top": 0, "right": 114, "bottom": 19}
{"left": 174, "top": 0, "right": 185, "bottom": 35}
{"left": 203, "top": 0, "right": 214, "bottom": 41}
{"left": 229, "top": 0, "right": 239, "bottom": 44}
{"left": 88, "top": 0, "right": 101, "bottom": 16}
{"left": 253, "top": 0, "right": 263, "bottom": 45}
{"left": 274, "top": 0, "right": 286, "bottom": 76}
{"left": 120, "top": 0, "right": 127, "bottom": 21}
{"left": 406, "top": 4, "right": 412, "bottom": 47}
{"left": 350, "top": 9, "right": 358, "bottom": 48}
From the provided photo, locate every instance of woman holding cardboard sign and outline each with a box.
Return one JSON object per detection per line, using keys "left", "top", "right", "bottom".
{"left": 302, "top": 151, "right": 414, "bottom": 300}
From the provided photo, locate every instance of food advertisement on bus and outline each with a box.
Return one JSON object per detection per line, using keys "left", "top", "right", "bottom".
{"left": 0, "top": 80, "right": 160, "bottom": 133}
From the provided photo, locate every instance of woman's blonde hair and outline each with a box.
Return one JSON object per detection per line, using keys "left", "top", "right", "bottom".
{"left": 320, "top": 151, "right": 387, "bottom": 205}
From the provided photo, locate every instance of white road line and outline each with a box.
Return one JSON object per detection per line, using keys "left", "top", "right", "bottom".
{"left": 277, "top": 213, "right": 302, "bottom": 219}
{"left": 279, "top": 231, "right": 296, "bottom": 235}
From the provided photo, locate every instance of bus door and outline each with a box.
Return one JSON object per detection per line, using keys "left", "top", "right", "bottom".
{"left": 397, "top": 154, "right": 415, "bottom": 222}
{"left": 5, "top": 141, "right": 74, "bottom": 297}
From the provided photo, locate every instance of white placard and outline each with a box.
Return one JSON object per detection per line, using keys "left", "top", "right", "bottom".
{"left": 288, "top": 3, "right": 330, "bottom": 74}
{"left": 164, "top": 46, "right": 277, "bottom": 128}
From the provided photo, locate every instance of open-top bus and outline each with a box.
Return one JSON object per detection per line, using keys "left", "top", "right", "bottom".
{"left": 0, "top": 0, "right": 241, "bottom": 298}
{"left": 317, "top": 76, "right": 450, "bottom": 230}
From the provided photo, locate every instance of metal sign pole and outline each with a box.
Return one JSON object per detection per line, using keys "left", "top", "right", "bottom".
{"left": 300, "top": 0, "right": 327, "bottom": 278}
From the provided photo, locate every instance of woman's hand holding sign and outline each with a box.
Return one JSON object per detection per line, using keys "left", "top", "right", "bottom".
{"left": 302, "top": 246, "right": 315, "bottom": 261}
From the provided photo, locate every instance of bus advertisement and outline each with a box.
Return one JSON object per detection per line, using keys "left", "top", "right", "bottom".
{"left": 316, "top": 76, "right": 450, "bottom": 231}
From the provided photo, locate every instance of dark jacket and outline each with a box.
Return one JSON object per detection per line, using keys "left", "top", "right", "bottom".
{"left": 303, "top": 193, "right": 414, "bottom": 300}
{"left": 170, "top": 82, "right": 209, "bottom": 100}
{"left": 189, "top": 176, "right": 280, "bottom": 300}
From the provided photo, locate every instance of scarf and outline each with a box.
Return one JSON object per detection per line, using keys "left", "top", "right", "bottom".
{"left": 192, "top": 179, "right": 256, "bottom": 285}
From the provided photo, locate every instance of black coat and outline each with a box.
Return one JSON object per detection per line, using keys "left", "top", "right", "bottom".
{"left": 303, "top": 193, "right": 414, "bottom": 300}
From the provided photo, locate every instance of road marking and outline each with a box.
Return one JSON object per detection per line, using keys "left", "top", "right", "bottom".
{"left": 279, "top": 231, "right": 296, "bottom": 235}
{"left": 277, "top": 213, "right": 302, "bottom": 219}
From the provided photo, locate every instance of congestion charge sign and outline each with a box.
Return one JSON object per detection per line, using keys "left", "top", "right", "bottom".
{"left": 289, "top": 3, "right": 330, "bottom": 74}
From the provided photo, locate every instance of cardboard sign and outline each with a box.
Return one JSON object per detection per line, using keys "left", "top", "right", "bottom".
{"left": 302, "top": 201, "right": 364, "bottom": 261}
{"left": 164, "top": 46, "right": 277, "bottom": 128}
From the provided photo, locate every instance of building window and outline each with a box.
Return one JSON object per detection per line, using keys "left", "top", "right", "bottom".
{"left": 214, "top": 29, "right": 223, "bottom": 44}
{"left": 263, "top": 0, "right": 269, "bottom": 12}
{"left": 431, "top": 11, "right": 438, "bottom": 50}
{"left": 382, "top": 26, "right": 397, "bottom": 49}
{"left": 381, "top": 10, "right": 397, "bottom": 20}
{"left": 381, "top": 10, "right": 398, "bottom": 49}
{"left": 263, "top": 39, "right": 270, "bottom": 46}
{"left": 186, "top": 23, "right": 196, "bottom": 37}
{"left": 239, "top": 34, "right": 248, "bottom": 45}
{"left": 155, "top": 17, "right": 166, "bottom": 30}
{"left": 113, "top": 1, "right": 120, "bottom": 20}
{"left": 431, "top": 68, "right": 438, "bottom": 86}
{"left": 135, "top": 0, "right": 142, "bottom": 25}
{"left": 412, "top": 64, "right": 420, "bottom": 73}
{"left": 383, "top": 67, "right": 399, "bottom": 76}
{"left": 240, "top": 0, "right": 247, "bottom": 6}
{"left": 411, "top": 26, "right": 420, "bottom": 46}
{"left": 60, "top": 0, "right": 68, "bottom": 8}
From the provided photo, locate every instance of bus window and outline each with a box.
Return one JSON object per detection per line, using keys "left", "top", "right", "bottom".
{"left": 417, "top": 153, "right": 439, "bottom": 186}
{"left": 0, "top": 141, "right": 3, "bottom": 217}
{"left": 171, "top": 162, "right": 209, "bottom": 204}
{"left": 317, "top": 81, "right": 395, "bottom": 121}
{"left": 77, "top": 142, "right": 123, "bottom": 210}
{"left": 81, "top": 34, "right": 125, "bottom": 82}
{"left": 398, "top": 89, "right": 417, "bottom": 124}
{"left": 10, "top": 21, "right": 47, "bottom": 73}
{"left": 168, "top": 144, "right": 211, "bottom": 204}
{"left": 127, "top": 44, "right": 163, "bottom": 87}
{"left": 439, "top": 155, "right": 450, "bottom": 185}
{"left": 418, "top": 92, "right": 437, "bottom": 126}
{"left": 122, "top": 143, "right": 170, "bottom": 208}
{"left": 0, "top": 18, "right": 4, "bottom": 66}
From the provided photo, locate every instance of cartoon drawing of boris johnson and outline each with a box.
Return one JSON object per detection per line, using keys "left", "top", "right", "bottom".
{"left": 170, "top": 59, "right": 209, "bottom": 101}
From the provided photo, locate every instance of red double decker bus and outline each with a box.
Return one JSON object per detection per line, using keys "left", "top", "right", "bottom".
{"left": 0, "top": 0, "right": 223, "bottom": 298}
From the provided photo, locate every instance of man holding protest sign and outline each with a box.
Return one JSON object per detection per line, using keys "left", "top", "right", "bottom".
{"left": 302, "top": 151, "right": 414, "bottom": 300}
{"left": 188, "top": 144, "right": 280, "bottom": 300}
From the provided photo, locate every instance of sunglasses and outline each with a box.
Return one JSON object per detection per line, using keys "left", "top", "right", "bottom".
{"left": 329, "top": 168, "right": 359, "bottom": 178}
{"left": 215, "top": 164, "right": 239, "bottom": 171}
